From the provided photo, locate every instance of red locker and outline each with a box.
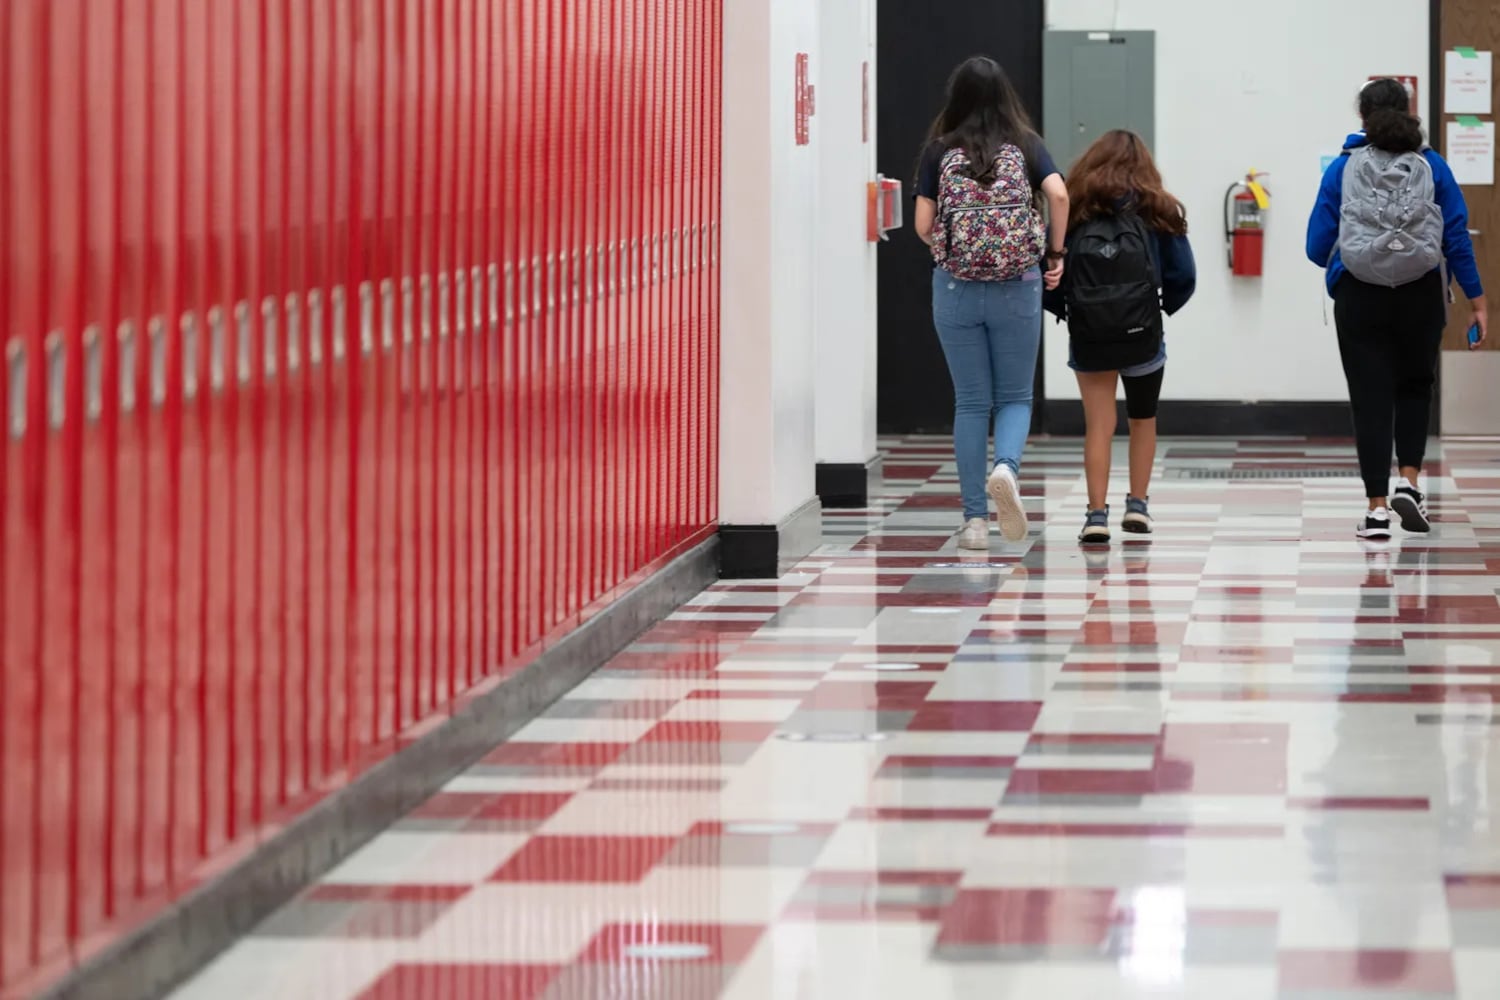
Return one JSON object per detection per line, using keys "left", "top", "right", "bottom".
{"left": 0, "top": 0, "right": 721, "bottom": 991}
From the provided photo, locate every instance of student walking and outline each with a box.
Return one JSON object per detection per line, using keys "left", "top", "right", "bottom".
{"left": 913, "top": 56, "right": 1069, "bottom": 549}
{"left": 1307, "top": 77, "right": 1488, "bottom": 540}
{"left": 1043, "top": 130, "right": 1197, "bottom": 544}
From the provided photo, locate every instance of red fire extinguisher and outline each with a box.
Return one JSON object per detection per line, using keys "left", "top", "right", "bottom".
{"left": 1224, "top": 170, "right": 1271, "bottom": 277}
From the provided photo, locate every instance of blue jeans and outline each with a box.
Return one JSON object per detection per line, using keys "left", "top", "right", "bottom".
{"left": 931, "top": 268, "right": 1042, "bottom": 521}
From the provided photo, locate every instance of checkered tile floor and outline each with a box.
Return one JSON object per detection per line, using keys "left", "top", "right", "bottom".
{"left": 169, "top": 436, "right": 1500, "bottom": 999}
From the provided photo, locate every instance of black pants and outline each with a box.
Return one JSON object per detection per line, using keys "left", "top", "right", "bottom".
{"left": 1333, "top": 272, "right": 1445, "bottom": 499}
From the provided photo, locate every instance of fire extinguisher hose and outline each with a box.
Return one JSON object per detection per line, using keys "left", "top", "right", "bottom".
{"left": 1223, "top": 182, "right": 1240, "bottom": 270}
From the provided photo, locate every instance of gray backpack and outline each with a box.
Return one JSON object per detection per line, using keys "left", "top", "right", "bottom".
{"left": 1337, "top": 146, "right": 1445, "bottom": 287}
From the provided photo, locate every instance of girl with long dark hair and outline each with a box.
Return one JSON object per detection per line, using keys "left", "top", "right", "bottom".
{"left": 914, "top": 56, "right": 1069, "bottom": 550}
{"left": 1307, "top": 78, "right": 1488, "bottom": 540}
{"left": 1044, "top": 130, "right": 1196, "bottom": 544}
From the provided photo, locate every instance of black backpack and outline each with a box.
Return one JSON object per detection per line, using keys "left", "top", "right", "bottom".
{"left": 1064, "top": 212, "right": 1163, "bottom": 371}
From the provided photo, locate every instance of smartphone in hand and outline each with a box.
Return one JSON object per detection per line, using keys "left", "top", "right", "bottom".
{"left": 1469, "top": 322, "right": 1483, "bottom": 349}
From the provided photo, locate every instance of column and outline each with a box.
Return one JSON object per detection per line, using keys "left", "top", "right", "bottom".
{"left": 719, "top": 0, "right": 824, "bottom": 578}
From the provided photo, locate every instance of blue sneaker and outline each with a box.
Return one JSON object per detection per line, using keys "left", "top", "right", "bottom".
{"left": 1122, "top": 495, "right": 1153, "bottom": 535}
{"left": 1079, "top": 507, "right": 1111, "bottom": 544}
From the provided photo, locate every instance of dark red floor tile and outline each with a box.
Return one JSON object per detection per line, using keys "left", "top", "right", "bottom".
{"left": 355, "top": 963, "right": 560, "bottom": 1000}
{"left": 1288, "top": 796, "right": 1429, "bottom": 812}
{"left": 907, "top": 702, "right": 1043, "bottom": 733}
{"left": 935, "top": 888, "right": 1118, "bottom": 948}
{"left": 489, "top": 836, "right": 680, "bottom": 884}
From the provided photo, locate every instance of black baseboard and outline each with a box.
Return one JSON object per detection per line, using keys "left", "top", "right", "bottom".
{"left": 816, "top": 455, "right": 884, "bottom": 509}
{"left": 1042, "top": 400, "right": 1351, "bottom": 437}
{"left": 41, "top": 536, "right": 720, "bottom": 1000}
{"left": 719, "top": 496, "right": 824, "bottom": 579}
{"left": 718, "top": 525, "right": 780, "bottom": 579}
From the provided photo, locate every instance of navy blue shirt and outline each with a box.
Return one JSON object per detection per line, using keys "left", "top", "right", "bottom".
{"left": 915, "top": 136, "right": 1061, "bottom": 200}
{"left": 1042, "top": 204, "right": 1198, "bottom": 376}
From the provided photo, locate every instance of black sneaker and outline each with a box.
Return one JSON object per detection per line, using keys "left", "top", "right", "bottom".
{"left": 1079, "top": 507, "right": 1111, "bottom": 545}
{"left": 1121, "top": 495, "right": 1153, "bottom": 535}
{"left": 1356, "top": 507, "right": 1393, "bottom": 541}
{"left": 1390, "top": 486, "right": 1431, "bottom": 533}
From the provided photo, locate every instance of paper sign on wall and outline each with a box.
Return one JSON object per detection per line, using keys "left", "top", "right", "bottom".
{"left": 1446, "top": 118, "right": 1495, "bottom": 186}
{"left": 1445, "top": 49, "right": 1493, "bottom": 115}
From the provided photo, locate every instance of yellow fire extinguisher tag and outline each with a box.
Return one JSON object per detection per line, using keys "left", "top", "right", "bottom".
{"left": 1246, "top": 180, "right": 1270, "bottom": 211}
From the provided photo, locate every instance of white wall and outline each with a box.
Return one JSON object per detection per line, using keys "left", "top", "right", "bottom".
{"left": 722, "top": 0, "right": 881, "bottom": 526}
{"left": 814, "top": 0, "right": 880, "bottom": 466}
{"left": 721, "top": 0, "right": 822, "bottom": 525}
{"left": 1045, "top": 0, "right": 1430, "bottom": 403}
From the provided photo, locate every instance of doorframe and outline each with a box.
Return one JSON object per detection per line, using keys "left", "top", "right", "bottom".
{"left": 1429, "top": 0, "right": 1444, "bottom": 434}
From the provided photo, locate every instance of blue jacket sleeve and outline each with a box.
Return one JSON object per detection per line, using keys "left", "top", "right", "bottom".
{"left": 1427, "top": 151, "right": 1484, "bottom": 300}
{"left": 1306, "top": 160, "right": 1343, "bottom": 268}
{"left": 1157, "top": 232, "right": 1196, "bottom": 316}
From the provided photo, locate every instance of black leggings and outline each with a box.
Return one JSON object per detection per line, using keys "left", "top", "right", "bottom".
{"left": 1333, "top": 272, "right": 1445, "bottom": 499}
{"left": 1122, "top": 367, "right": 1164, "bottom": 421}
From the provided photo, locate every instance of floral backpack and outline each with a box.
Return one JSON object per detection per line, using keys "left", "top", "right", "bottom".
{"left": 930, "top": 144, "right": 1046, "bottom": 281}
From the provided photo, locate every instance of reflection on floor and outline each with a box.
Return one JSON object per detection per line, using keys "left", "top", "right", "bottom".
{"left": 170, "top": 437, "right": 1500, "bottom": 999}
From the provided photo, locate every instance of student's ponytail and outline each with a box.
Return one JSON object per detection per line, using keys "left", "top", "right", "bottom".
{"left": 1359, "top": 79, "right": 1424, "bottom": 154}
{"left": 1365, "top": 108, "right": 1424, "bottom": 153}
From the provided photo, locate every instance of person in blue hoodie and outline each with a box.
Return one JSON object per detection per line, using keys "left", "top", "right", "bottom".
{"left": 1307, "top": 78, "right": 1488, "bottom": 540}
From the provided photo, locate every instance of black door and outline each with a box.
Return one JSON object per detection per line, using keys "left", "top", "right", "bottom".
{"left": 876, "top": 0, "right": 1046, "bottom": 434}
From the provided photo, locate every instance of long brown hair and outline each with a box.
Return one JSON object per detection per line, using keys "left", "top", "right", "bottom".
{"left": 1067, "top": 130, "right": 1187, "bottom": 236}
{"left": 919, "top": 56, "right": 1040, "bottom": 185}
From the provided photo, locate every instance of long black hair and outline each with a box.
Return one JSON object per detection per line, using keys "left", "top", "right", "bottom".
{"left": 922, "top": 56, "right": 1038, "bottom": 184}
{"left": 1360, "top": 77, "right": 1424, "bottom": 153}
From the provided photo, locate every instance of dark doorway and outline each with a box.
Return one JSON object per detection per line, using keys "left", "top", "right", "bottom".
{"left": 875, "top": 0, "right": 1046, "bottom": 435}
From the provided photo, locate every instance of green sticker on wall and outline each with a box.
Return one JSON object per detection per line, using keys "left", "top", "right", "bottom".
{"left": 1457, "top": 114, "right": 1484, "bottom": 127}
{"left": 1456, "top": 46, "right": 1479, "bottom": 59}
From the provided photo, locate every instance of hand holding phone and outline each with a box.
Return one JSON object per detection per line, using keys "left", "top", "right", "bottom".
{"left": 1470, "top": 298, "right": 1489, "bottom": 351}
{"left": 1469, "top": 322, "right": 1483, "bottom": 349}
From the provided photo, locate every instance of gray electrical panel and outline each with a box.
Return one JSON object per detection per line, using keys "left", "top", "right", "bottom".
{"left": 1042, "top": 31, "right": 1156, "bottom": 173}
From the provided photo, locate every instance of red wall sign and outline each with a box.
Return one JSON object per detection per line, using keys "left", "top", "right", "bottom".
{"left": 795, "top": 53, "right": 812, "bottom": 145}
{"left": 1370, "top": 75, "right": 1420, "bottom": 116}
{"left": 862, "top": 62, "right": 870, "bottom": 144}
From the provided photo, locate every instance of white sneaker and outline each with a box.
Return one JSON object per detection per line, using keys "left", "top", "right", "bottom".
{"left": 958, "top": 518, "right": 990, "bottom": 550}
{"left": 986, "top": 465, "right": 1028, "bottom": 542}
{"left": 1356, "top": 507, "right": 1393, "bottom": 540}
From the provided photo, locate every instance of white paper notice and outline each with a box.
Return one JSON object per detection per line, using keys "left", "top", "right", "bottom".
{"left": 1447, "top": 120, "right": 1496, "bottom": 186}
{"left": 1445, "top": 50, "right": 1493, "bottom": 114}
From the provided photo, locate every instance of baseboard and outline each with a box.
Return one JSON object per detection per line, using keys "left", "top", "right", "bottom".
{"left": 815, "top": 455, "right": 884, "bottom": 509}
{"left": 719, "top": 495, "right": 824, "bottom": 580}
{"left": 39, "top": 535, "right": 720, "bottom": 1000}
{"left": 1041, "top": 399, "right": 1351, "bottom": 437}
{"left": 1441, "top": 351, "right": 1500, "bottom": 435}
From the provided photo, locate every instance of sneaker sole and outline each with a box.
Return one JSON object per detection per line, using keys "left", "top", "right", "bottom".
{"left": 1356, "top": 527, "right": 1393, "bottom": 541}
{"left": 987, "top": 474, "right": 1028, "bottom": 543}
{"left": 1121, "top": 516, "right": 1153, "bottom": 535}
{"left": 1390, "top": 495, "right": 1431, "bottom": 533}
{"left": 1078, "top": 530, "right": 1111, "bottom": 545}
{"left": 957, "top": 536, "right": 991, "bottom": 551}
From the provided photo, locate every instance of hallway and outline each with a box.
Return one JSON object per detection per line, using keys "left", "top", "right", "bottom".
{"left": 168, "top": 437, "right": 1500, "bottom": 999}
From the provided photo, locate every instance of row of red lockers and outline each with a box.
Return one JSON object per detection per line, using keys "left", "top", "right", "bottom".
{"left": 0, "top": 0, "right": 723, "bottom": 993}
